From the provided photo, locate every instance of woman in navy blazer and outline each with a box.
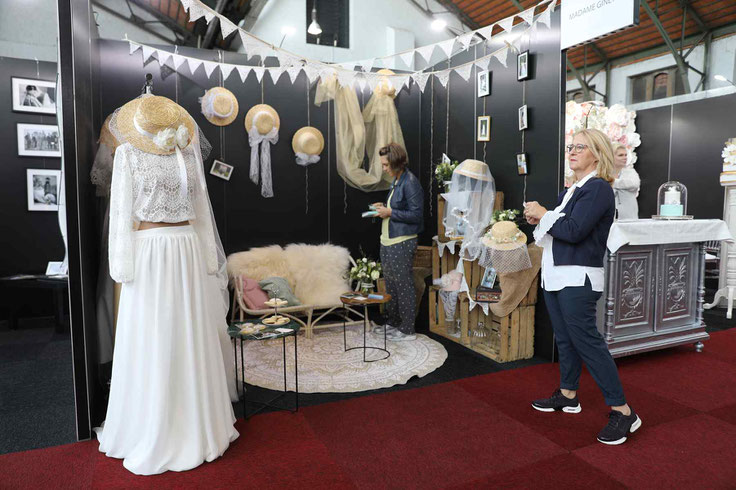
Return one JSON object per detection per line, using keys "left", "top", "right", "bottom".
{"left": 523, "top": 129, "right": 641, "bottom": 445}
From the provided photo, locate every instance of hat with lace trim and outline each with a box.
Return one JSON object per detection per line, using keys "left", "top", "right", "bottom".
{"left": 292, "top": 126, "right": 324, "bottom": 155}
{"left": 115, "top": 95, "right": 195, "bottom": 155}
{"left": 201, "top": 87, "right": 239, "bottom": 126}
{"left": 482, "top": 220, "right": 527, "bottom": 251}
{"left": 245, "top": 104, "right": 280, "bottom": 135}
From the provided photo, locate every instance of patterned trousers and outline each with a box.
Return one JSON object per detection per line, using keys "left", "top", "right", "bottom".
{"left": 380, "top": 238, "right": 417, "bottom": 334}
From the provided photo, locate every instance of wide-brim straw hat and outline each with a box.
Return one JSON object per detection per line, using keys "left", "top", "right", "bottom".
{"left": 245, "top": 104, "right": 280, "bottom": 135}
{"left": 482, "top": 220, "right": 527, "bottom": 251}
{"left": 292, "top": 126, "right": 324, "bottom": 155}
{"left": 116, "top": 95, "right": 195, "bottom": 155}
{"left": 201, "top": 87, "right": 239, "bottom": 126}
{"left": 455, "top": 159, "right": 492, "bottom": 182}
{"left": 375, "top": 68, "right": 397, "bottom": 96}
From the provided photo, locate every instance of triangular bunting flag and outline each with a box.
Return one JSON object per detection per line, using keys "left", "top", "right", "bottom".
{"left": 458, "top": 32, "right": 475, "bottom": 51}
{"left": 399, "top": 51, "right": 415, "bottom": 69}
{"left": 393, "top": 75, "right": 410, "bottom": 92}
{"left": 492, "top": 47, "right": 510, "bottom": 68}
{"left": 435, "top": 70, "right": 451, "bottom": 88}
{"left": 236, "top": 66, "right": 252, "bottom": 83}
{"left": 356, "top": 75, "right": 368, "bottom": 92}
{"left": 252, "top": 66, "right": 266, "bottom": 83}
{"left": 519, "top": 7, "right": 535, "bottom": 26}
{"left": 497, "top": 17, "right": 514, "bottom": 33}
{"left": 337, "top": 70, "right": 356, "bottom": 88}
{"left": 438, "top": 39, "right": 456, "bottom": 58}
{"left": 188, "top": 3, "right": 205, "bottom": 22}
{"left": 157, "top": 50, "right": 172, "bottom": 67}
{"left": 454, "top": 63, "right": 473, "bottom": 81}
{"left": 220, "top": 19, "right": 238, "bottom": 39}
{"left": 538, "top": 1, "right": 553, "bottom": 28}
{"left": 179, "top": 0, "right": 194, "bottom": 10}
{"left": 416, "top": 45, "right": 436, "bottom": 64}
{"left": 203, "top": 60, "right": 218, "bottom": 78}
{"left": 268, "top": 67, "right": 286, "bottom": 84}
{"left": 287, "top": 66, "right": 302, "bottom": 84}
{"left": 474, "top": 58, "right": 490, "bottom": 71}
{"left": 303, "top": 65, "right": 321, "bottom": 84}
{"left": 187, "top": 57, "right": 203, "bottom": 74}
{"left": 366, "top": 73, "right": 381, "bottom": 91}
{"left": 203, "top": 9, "right": 216, "bottom": 23}
{"left": 359, "top": 58, "right": 374, "bottom": 73}
{"left": 411, "top": 72, "right": 431, "bottom": 93}
{"left": 319, "top": 68, "right": 337, "bottom": 84}
{"left": 173, "top": 54, "right": 187, "bottom": 69}
{"left": 129, "top": 42, "right": 141, "bottom": 55}
{"left": 141, "top": 45, "right": 157, "bottom": 63}
{"left": 220, "top": 63, "right": 236, "bottom": 80}
{"left": 338, "top": 61, "right": 357, "bottom": 71}
{"left": 477, "top": 25, "right": 494, "bottom": 40}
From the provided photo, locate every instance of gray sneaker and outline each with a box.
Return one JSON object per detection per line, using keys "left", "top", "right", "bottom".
{"left": 386, "top": 330, "right": 417, "bottom": 341}
{"left": 372, "top": 323, "right": 396, "bottom": 335}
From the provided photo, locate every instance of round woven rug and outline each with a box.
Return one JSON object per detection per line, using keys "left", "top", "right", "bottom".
{"left": 235, "top": 327, "right": 447, "bottom": 393}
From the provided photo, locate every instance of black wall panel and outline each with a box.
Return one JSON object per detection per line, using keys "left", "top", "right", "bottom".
{"left": 634, "top": 105, "right": 672, "bottom": 219}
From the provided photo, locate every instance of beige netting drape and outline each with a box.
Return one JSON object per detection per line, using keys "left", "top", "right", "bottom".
{"left": 314, "top": 75, "right": 405, "bottom": 192}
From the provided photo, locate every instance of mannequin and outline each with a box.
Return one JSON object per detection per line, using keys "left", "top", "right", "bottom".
{"left": 95, "top": 95, "right": 238, "bottom": 475}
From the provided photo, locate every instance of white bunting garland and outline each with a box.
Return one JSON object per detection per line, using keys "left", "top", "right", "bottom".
{"left": 454, "top": 63, "right": 473, "bottom": 81}
{"left": 252, "top": 66, "right": 265, "bottom": 83}
{"left": 203, "top": 60, "right": 219, "bottom": 78}
{"left": 220, "top": 63, "right": 236, "bottom": 80}
{"left": 236, "top": 65, "right": 252, "bottom": 82}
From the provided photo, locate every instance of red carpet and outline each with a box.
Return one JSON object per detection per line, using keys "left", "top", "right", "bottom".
{"left": 2, "top": 329, "right": 736, "bottom": 488}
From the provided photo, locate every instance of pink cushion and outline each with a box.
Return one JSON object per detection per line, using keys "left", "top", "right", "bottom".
{"left": 241, "top": 277, "right": 269, "bottom": 310}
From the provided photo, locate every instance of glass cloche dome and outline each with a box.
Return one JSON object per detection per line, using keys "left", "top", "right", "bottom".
{"left": 655, "top": 181, "right": 690, "bottom": 219}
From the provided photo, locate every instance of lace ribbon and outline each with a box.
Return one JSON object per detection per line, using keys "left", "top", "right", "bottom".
{"left": 295, "top": 152, "right": 320, "bottom": 167}
{"left": 248, "top": 125, "right": 279, "bottom": 198}
{"left": 201, "top": 96, "right": 234, "bottom": 119}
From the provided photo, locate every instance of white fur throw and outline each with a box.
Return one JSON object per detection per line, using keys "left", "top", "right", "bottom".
{"left": 227, "top": 243, "right": 351, "bottom": 306}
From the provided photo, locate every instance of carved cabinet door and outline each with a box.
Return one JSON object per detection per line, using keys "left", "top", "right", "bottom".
{"left": 610, "top": 246, "right": 656, "bottom": 338}
{"left": 655, "top": 244, "right": 698, "bottom": 331}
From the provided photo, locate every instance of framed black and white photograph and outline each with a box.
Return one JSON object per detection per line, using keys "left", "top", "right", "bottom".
{"left": 480, "top": 266, "right": 497, "bottom": 289}
{"left": 17, "top": 123, "right": 61, "bottom": 157}
{"left": 517, "top": 51, "right": 530, "bottom": 81}
{"left": 477, "top": 115, "right": 491, "bottom": 142}
{"left": 210, "top": 159, "right": 234, "bottom": 181}
{"left": 477, "top": 70, "right": 491, "bottom": 97}
{"left": 27, "top": 169, "right": 61, "bottom": 211}
{"left": 12, "top": 77, "right": 57, "bottom": 114}
{"left": 517, "top": 152, "right": 528, "bottom": 175}
{"left": 518, "top": 105, "right": 528, "bottom": 131}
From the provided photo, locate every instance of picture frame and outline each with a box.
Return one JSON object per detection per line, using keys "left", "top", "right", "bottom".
{"left": 210, "top": 159, "right": 234, "bottom": 180}
{"left": 477, "top": 115, "right": 491, "bottom": 142}
{"left": 27, "top": 168, "right": 61, "bottom": 211}
{"left": 517, "top": 51, "right": 530, "bottom": 81}
{"left": 518, "top": 105, "right": 528, "bottom": 131}
{"left": 477, "top": 70, "right": 491, "bottom": 97}
{"left": 480, "top": 266, "right": 497, "bottom": 289}
{"left": 517, "top": 152, "right": 528, "bottom": 175}
{"left": 17, "top": 123, "right": 61, "bottom": 157}
{"left": 12, "top": 77, "right": 57, "bottom": 114}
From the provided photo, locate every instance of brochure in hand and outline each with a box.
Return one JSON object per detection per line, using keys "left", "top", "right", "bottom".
{"left": 362, "top": 204, "right": 379, "bottom": 218}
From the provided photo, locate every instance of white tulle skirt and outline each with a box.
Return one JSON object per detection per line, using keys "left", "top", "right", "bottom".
{"left": 95, "top": 226, "right": 239, "bottom": 475}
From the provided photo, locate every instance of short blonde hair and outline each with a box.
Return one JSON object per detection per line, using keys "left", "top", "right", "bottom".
{"left": 573, "top": 129, "right": 615, "bottom": 184}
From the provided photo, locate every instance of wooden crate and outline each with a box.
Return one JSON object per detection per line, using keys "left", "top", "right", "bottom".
{"left": 414, "top": 245, "right": 433, "bottom": 269}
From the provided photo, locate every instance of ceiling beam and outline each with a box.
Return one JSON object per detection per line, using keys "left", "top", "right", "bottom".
{"left": 92, "top": 0, "right": 182, "bottom": 45}
{"left": 566, "top": 58, "right": 593, "bottom": 101}
{"left": 679, "top": 0, "right": 709, "bottom": 32}
{"left": 201, "top": 0, "right": 229, "bottom": 49}
{"left": 641, "top": 0, "right": 692, "bottom": 92}
{"left": 509, "top": 0, "right": 525, "bottom": 11}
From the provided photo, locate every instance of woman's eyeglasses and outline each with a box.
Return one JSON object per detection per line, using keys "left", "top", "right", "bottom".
{"left": 566, "top": 144, "right": 589, "bottom": 154}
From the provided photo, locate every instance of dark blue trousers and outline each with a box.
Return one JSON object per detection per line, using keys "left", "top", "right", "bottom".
{"left": 544, "top": 278, "right": 626, "bottom": 406}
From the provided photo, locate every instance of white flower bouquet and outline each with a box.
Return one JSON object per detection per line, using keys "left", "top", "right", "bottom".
{"left": 349, "top": 257, "right": 383, "bottom": 293}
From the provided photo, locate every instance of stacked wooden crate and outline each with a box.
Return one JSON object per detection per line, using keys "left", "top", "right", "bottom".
{"left": 429, "top": 192, "right": 539, "bottom": 363}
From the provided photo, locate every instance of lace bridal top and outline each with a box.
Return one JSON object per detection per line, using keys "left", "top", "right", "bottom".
{"left": 108, "top": 142, "right": 218, "bottom": 283}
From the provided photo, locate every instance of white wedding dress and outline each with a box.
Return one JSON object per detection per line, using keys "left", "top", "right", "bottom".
{"left": 95, "top": 140, "right": 238, "bottom": 475}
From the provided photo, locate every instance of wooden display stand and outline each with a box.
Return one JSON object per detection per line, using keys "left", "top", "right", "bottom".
{"left": 429, "top": 192, "right": 538, "bottom": 363}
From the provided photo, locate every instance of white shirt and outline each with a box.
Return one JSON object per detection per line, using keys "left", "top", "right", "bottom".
{"left": 533, "top": 171, "right": 605, "bottom": 292}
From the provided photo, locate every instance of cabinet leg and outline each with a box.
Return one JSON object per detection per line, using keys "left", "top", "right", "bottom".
{"left": 727, "top": 287, "right": 735, "bottom": 320}
{"left": 694, "top": 341, "right": 704, "bottom": 353}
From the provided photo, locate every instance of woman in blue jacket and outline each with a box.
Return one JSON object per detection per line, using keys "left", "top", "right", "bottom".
{"left": 372, "top": 143, "right": 424, "bottom": 341}
{"left": 524, "top": 129, "right": 641, "bottom": 445}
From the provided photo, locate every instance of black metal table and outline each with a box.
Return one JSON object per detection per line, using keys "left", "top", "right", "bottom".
{"left": 340, "top": 293, "right": 392, "bottom": 362}
{"left": 228, "top": 320, "right": 299, "bottom": 419}
{"left": 0, "top": 274, "right": 68, "bottom": 333}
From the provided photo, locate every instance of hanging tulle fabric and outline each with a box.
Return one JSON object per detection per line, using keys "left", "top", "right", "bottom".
{"left": 248, "top": 125, "right": 278, "bottom": 198}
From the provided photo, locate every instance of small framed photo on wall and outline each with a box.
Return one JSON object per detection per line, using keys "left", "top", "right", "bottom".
{"left": 27, "top": 168, "right": 61, "bottom": 211}
{"left": 517, "top": 51, "right": 530, "bottom": 81}
{"left": 477, "top": 116, "right": 491, "bottom": 142}
{"left": 518, "top": 105, "right": 528, "bottom": 131}
{"left": 12, "top": 77, "right": 57, "bottom": 114}
{"left": 517, "top": 153, "right": 528, "bottom": 175}
{"left": 477, "top": 70, "right": 491, "bottom": 97}
{"left": 210, "top": 159, "right": 234, "bottom": 180}
{"left": 17, "top": 123, "right": 61, "bottom": 157}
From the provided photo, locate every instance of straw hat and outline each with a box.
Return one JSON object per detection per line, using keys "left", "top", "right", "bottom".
{"left": 115, "top": 95, "right": 195, "bottom": 155}
{"left": 375, "top": 68, "right": 397, "bottom": 97}
{"left": 455, "top": 159, "right": 492, "bottom": 182}
{"left": 201, "top": 87, "right": 239, "bottom": 126}
{"left": 482, "top": 221, "right": 527, "bottom": 251}
{"left": 245, "top": 104, "right": 280, "bottom": 135}
{"left": 292, "top": 126, "right": 324, "bottom": 155}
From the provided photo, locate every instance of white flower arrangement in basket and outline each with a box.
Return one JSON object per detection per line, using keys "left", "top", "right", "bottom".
{"left": 722, "top": 140, "right": 736, "bottom": 167}
{"left": 349, "top": 257, "right": 383, "bottom": 294}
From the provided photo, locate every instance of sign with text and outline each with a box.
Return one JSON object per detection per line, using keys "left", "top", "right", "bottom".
{"left": 561, "top": 0, "right": 640, "bottom": 50}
